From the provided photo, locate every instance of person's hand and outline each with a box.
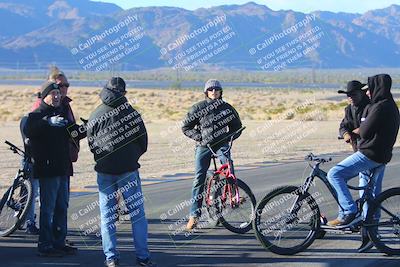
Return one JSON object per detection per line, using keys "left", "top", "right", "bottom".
{"left": 48, "top": 115, "right": 67, "bottom": 127}
{"left": 352, "top": 128, "right": 360, "bottom": 135}
{"left": 343, "top": 132, "right": 352, "bottom": 143}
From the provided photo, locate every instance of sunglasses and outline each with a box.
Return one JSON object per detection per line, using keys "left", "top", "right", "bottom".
{"left": 58, "top": 83, "right": 70, "bottom": 88}
{"left": 207, "top": 87, "right": 222, "bottom": 92}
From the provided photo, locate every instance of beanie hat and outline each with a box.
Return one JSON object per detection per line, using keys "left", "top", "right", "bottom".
{"left": 204, "top": 79, "right": 222, "bottom": 92}
{"left": 41, "top": 82, "right": 60, "bottom": 98}
{"left": 105, "top": 77, "right": 126, "bottom": 93}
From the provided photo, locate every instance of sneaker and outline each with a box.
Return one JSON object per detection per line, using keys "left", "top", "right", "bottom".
{"left": 358, "top": 226, "right": 378, "bottom": 253}
{"left": 66, "top": 239, "right": 75, "bottom": 246}
{"left": 327, "top": 218, "right": 342, "bottom": 226}
{"left": 327, "top": 213, "right": 357, "bottom": 227}
{"left": 37, "top": 248, "right": 64, "bottom": 257}
{"left": 55, "top": 244, "right": 78, "bottom": 255}
{"left": 26, "top": 223, "right": 39, "bottom": 235}
{"left": 186, "top": 217, "right": 198, "bottom": 231}
{"left": 137, "top": 258, "right": 157, "bottom": 267}
{"left": 358, "top": 238, "right": 374, "bottom": 253}
{"left": 105, "top": 259, "right": 119, "bottom": 267}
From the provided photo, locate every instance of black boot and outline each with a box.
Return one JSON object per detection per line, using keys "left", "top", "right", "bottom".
{"left": 357, "top": 227, "right": 373, "bottom": 253}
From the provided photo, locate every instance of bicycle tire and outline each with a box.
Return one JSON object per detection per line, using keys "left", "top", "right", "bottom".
{"left": 0, "top": 178, "right": 32, "bottom": 237}
{"left": 216, "top": 178, "right": 256, "bottom": 234}
{"left": 204, "top": 173, "right": 223, "bottom": 223}
{"left": 366, "top": 187, "right": 400, "bottom": 255}
{"left": 252, "top": 185, "right": 320, "bottom": 255}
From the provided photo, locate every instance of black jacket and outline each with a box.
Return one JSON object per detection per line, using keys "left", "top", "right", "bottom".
{"left": 182, "top": 98, "right": 242, "bottom": 149}
{"left": 87, "top": 88, "right": 148, "bottom": 175}
{"left": 359, "top": 74, "right": 400, "bottom": 163}
{"left": 23, "top": 102, "right": 72, "bottom": 178}
{"left": 339, "top": 96, "right": 370, "bottom": 151}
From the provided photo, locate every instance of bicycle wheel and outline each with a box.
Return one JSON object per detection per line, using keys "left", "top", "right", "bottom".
{"left": 366, "top": 187, "right": 400, "bottom": 255}
{"left": 0, "top": 178, "right": 32, "bottom": 237}
{"left": 204, "top": 173, "right": 223, "bottom": 224}
{"left": 252, "top": 185, "right": 320, "bottom": 255}
{"left": 217, "top": 178, "right": 256, "bottom": 234}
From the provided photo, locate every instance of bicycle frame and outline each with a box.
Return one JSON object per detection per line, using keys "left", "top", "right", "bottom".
{"left": 295, "top": 160, "right": 378, "bottom": 223}
{"left": 209, "top": 155, "right": 239, "bottom": 207}
{"left": 206, "top": 127, "right": 246, "bottom": 208}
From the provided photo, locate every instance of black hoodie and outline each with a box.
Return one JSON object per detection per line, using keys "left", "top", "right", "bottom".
{"left": 339, "top": 93, "right": 370, "bottom": 151}
{"left": 87, "top": 87, "right": 148, "bottom": 174}
{"left": 359, "top": 74, "right": 400, "bottom": 163}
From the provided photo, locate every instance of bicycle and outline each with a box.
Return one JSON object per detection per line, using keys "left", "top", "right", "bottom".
{"left": 252, "top": 153, "right": 400, "bottom": 255}
{"left": 0, "top": 141, "right": 33, "bottom": 237}
{"left": 204, "top": 127, "right": 256, "bottom": 234}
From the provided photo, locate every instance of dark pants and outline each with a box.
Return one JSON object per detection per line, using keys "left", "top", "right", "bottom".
{"left": 190, "top": 144, "right": 230, "bottom": 217}
{"left": 38, "top": 176, "right": 69, "bottom": 251}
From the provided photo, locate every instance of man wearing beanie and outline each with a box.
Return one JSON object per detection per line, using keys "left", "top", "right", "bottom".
{"left": 86, "top": 77, "right": 156, "bottom": 267}
{"left": 25, "top": 67, "right": 84, "bottom": 236}
{"left": 23, "top": 82, "right": 79, "bottom": 257}
{"left": 182, "top": 79, "right": 242, "bottom": 230}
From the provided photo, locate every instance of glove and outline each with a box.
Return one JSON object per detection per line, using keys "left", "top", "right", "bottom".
{"left": 48, "top": 115, "right": 67, "bottom": 127}
{"left": 343, "top": 132, "right": 352, "bottom": 143}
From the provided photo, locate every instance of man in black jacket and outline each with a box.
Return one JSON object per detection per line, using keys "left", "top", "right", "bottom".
{"left": 87, "top": 77, "right": 155, "bottom": 267}
{"left": 24, "top": 82, "right": 78, "bottom": 257}
{"left": 338, "top": 80, "right": 370, "bottom": 152}
{"left": 182, "top": 79, "right": 242, "bottom": 230}
{"left": 327, "top": 74, "right": 399, "bottom": 234}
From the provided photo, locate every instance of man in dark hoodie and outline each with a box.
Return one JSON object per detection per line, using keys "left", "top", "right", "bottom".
{"left": 24, "top": 82, "right": 79, "bottom": 257}
{"left": 327, "top": 74, "right": 399, "bottom": 233}
{"left": 182, "top": 79, "right": 242, "bottom": 230}
{"left": 338, "top": 80, "right": 371, "bottom": 152}
{"left": 86, "top": 77, "right": 155, "bottom": 267}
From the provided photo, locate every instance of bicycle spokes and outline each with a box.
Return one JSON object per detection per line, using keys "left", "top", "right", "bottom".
{"left": 367, "top": 188, "right": 400, "bottom": 255}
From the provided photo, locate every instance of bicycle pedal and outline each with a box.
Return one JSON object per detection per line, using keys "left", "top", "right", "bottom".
{"left": 320, "top": 225, "right": 353, "bottom": 234}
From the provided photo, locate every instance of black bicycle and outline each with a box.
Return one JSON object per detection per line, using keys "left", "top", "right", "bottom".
{"left": 0, "top": 141, "right": 33, "bottom": 237}
{"left": 252, "top": 153, "right": 400, "bottom": 255}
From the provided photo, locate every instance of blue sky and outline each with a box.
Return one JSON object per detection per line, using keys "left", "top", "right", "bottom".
{"left": 96, "top": 0, "right": 400, "bottom": 13}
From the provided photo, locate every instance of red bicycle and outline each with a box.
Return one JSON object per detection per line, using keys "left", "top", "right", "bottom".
{"left": 204, "top": 127, "right": 256, "bottom": 234}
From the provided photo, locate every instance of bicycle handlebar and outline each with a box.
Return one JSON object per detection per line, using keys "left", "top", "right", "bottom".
{"left": 304, "top": 153, "right": 332, "bottom": 164}
{"left": 5, "top": 140, "right": 25, "bottom": 156}
{"left": 207, "top": 126, "right": 246, "bottom": 157}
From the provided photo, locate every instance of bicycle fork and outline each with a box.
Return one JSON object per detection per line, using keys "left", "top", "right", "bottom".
{"left": 288, "top": 175, "right": 315, "bottom": 218}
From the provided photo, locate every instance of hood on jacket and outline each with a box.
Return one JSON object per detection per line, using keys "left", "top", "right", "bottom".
{"left": 100, "top": 87, "right": 127, "bottom": 108}
{"left": 367, "top": 74, "right": 393, "bottom": 104}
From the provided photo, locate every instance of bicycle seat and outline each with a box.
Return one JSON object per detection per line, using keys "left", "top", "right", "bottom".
{"left": 305, "top": 153, "right": 332, "bottom": 163}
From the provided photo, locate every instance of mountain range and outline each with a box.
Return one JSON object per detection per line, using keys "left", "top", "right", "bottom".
{"left": 0, "top": 0, "right": 399, "bottom": 70}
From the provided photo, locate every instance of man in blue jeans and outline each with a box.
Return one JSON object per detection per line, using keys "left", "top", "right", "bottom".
{"left": 24, "top": 82, "right": 79, "bottom": 257}
{"left": 327, "top": 74, "right": 399, "bottom": 249}
{"left": 182, "top": 79, "right": 242, "bottom": 230}
{"left": 87, "top": 77, "right": 156, "bottom": 267}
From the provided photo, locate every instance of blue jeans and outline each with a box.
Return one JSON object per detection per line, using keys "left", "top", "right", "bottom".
{"left": 38, "top": 176, "right": 69, "bottom": 251}
{"left": 26, "top": 177, "right": 39, "bottom": 225}
{"left": 190, "top": 144, "right": 230, "bottom": 217}
{"left": 97, "top": 170, "right": 150, "bottom": 262}
{"left": 327, "top": 151, "right": 385, "bottom": 219}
